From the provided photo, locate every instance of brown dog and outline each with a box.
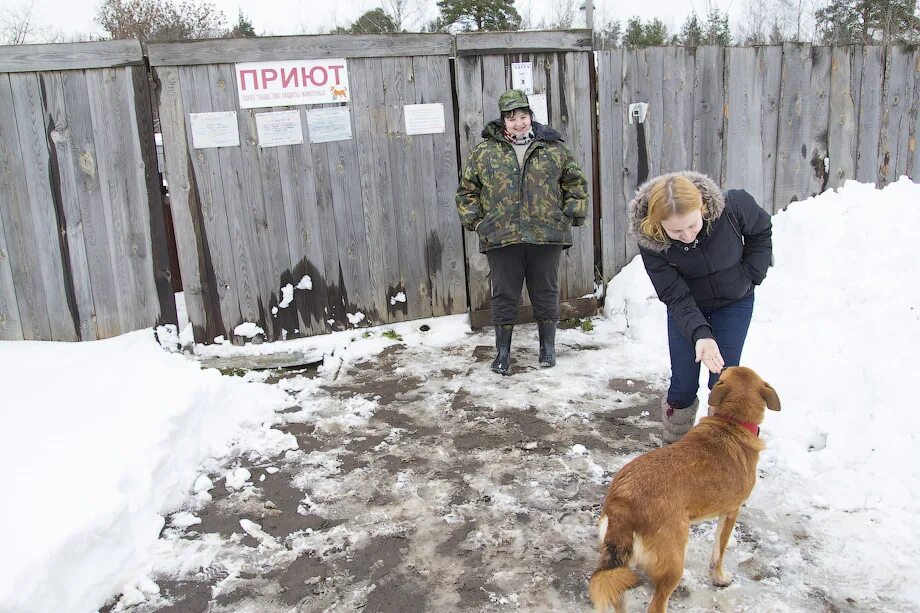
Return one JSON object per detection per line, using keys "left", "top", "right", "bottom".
{"left": 589, "top": 366, "right": 781, "bottom": 613}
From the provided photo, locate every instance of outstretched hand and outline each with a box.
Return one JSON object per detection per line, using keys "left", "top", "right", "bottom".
{"left": 695, "top": 338, "right": 724, "bottom": 374}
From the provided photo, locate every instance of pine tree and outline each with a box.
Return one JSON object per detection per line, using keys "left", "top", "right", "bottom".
{"left": 435, "top": 0, "right": 521, "bottom": 32}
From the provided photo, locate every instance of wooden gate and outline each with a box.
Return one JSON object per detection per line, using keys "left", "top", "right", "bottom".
{"left": 150, "top": 35, "right": 467, "bottom": 343}
{"left": 0, "top": 40, "right": 175, "bottom": 341}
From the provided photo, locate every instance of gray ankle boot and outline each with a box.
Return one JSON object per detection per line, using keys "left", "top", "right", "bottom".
{"left": 661, "top": 397, "right": 700, "bottom": 444}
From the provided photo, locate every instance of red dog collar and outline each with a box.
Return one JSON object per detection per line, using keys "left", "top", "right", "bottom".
{"left": 713, "top": 413, "right": 760, "bottom": 437}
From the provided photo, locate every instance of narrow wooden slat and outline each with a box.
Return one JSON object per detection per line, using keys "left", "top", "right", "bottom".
{"left": 365, "top": 56, "right": 403, "bottom": 321}
{"left": 806, "top": 46, "right": 832, "bottom": 198}
{"left": 0, "top": 73, "right": 51, "bottom": 340}
{"left": 208, "top": 64, "right": 274, "bottom": 339}
{"left": 856, "top": 46, "right": 884, "bottom": 185}
{"left": 0, "top": 39, "right": 143, "bottom": 73}
{"left": 878, "top": 46, "right": 913, "bottom": 184}
{"left": 691, "top": 46, "right": 725, "bottom": 182}
{"left": 774, "top": 43, "right": 812, "bottom": 209}
{"left": 176, "top": 64, "right": 242, "bottom": 339}
{"left": 148, "top": 34, "right": 453, "bottom": 67}
{"left": 455, "top": 30, "right": 592, "bottom": 55}
{"left": 392, "top": 55, "right": 432, "bottom": 319}
{"left": 425, "top": 54, "right": 467, "bottom": 316}
{"left": 0, "top": 190, "right": 23, "bottom": 340}
{"left": 908, "top": 50, "right": 920, "bottom": 180}
{"left": 41, "top": 71, "right": 97, "bottom": 340}
{"left": 659, "top": 46, "right": 693, "bottom": 174}
{"left": 130, "top": 65, "right": 177, "bottom": 327}
{"left": 152, "top": 65, "right": 214, "bottom": 343}
{"left": 597, "top": 50, "right": 620, "bottom": 279}
{"left": 759, "top": 46, "right": 783, "bottom": 213}
{"left": 828, "top": 46, "right": 859, "bottom": 189}
{"left": 8, "top": 72, "right": 78, "bottom": 340}
{"left": 725, "top": 48, "right": 766, "bottom": 207}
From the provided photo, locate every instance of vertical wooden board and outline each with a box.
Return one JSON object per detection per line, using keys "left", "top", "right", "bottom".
{"left": 454, "top": 56, "right": 489, "bottom": 314}
{"left": 347, "top": 59, "right": 387, "bottom": 325}
{"left": 425, "top": 55, "right": 467, "bottom": 316}
{"left": 0, "top": 74, "right": 52, "bottom": 340}
{"left": 92, "top": 67, "right": 161, "bottom": 332}
{"left": 84, "top": 68, "right": 143, "bottom": 332}
{"left": 878, "top": 46, "right": 913, "bottom": 184}
{"left": 806, "top": 46, "right": 832, "bottom": 198}
{"left": 393, "top": 55, "right": 432, "bottom": 319}
{"left": 306, "top": 131, "right": 344, "bottom": 330}
{"left": 329, "top": 96, "right": 377, "bottom": 327}
{"left": 644, "top": 48, "right": 664, "bottom": 177}
{"left": 381, "top": 56, "right": 424, "bottom": 320}
{"left": 0, "top": 189, "right": 23, "bottom": 340}
{"left": 366, "top": 56, "right": 403, "bottom": 321}
{"left": 758, "top": 46, "right": 783, "bottom": 214}
{"left": 558, "top": 53, "right": 579, "bottom": 299}
{"left": 153, "top": 65, "right": 214, "bottom": 343}
{"left": 64, "top": 70, "right": 121, "bottom": 339}
{"left": 210, "top": 67, "right": 281, "bottom": 339}
{"left": 574, "top": 52, "right": 595, "bottom": 296}
{"left": 909, "top": 50, "right": 920, "bottom": 179}
{"left": 621, "top": 48, "right": 652, "bottom": 266}
{"left": 828, "top": 46, "right": 859, "bottom": 189}
{"left": 597, "top": 49, "right": 626, "bottom": 279}
{"left": 177, "top": 64, "right": 242, "bottom": 339}
{"left": 856, "top": 46, "right": 884, "bottom": 185}
{"left": 277, "top": 109, "right": 330, "bottom": 337}
{"left": 426, "top": 53, "right": 463, "bottom": 317}
{"left": 774, "top": 43, "right": 812, "bottom": 210}
{"left": 659, "top": 47, "right": 693, "bottom": 174}
{"left": 9, "top": 72, "right": 77, "bottom": 341}
{"left": 724, "top": 48, "right": 765, "bottom": 204}
{"left": 692, "top": 46, "right": 725, "bottom": 183}
{"left": 41, "top": 71, "right": 97, "bottom": 340}
{"left": 130, "top": 65, "right": 176, "bottom": 328}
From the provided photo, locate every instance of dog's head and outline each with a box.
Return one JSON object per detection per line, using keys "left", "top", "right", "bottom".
{"left": 707, "top": 366, "right": 780, "bottom": 424}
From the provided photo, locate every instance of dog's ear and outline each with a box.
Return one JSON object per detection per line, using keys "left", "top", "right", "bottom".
{"left": 708, "top": 380, "right": 728, "bottom": 407}
{"left": 761, "top": 382, "right": 781, "bottom": 411}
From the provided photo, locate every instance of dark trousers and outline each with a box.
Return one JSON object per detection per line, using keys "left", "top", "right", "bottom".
{"left": 486, "top": 244, "right": 563, "bottom": 325}
{"left": 666, "top": 292, "right": 755, "bottom": 407}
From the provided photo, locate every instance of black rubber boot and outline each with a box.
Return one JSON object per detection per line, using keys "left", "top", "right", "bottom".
{"left": 537, "top": 319, "right": 556, "bottom": 367}
{"left": 491, "top": 324, "right": 514, "bottom": 375}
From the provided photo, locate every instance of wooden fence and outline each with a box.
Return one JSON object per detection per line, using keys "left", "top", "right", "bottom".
{"left": 0, "top": 40, "right": 176, "bottom": 341}
{"left": 454, "top": 31, "right": 598, "bottom": 327}
{"left": 149, "top": 35, "right": 467, "bottom": 343}
{"left": 598, "top": 43, "right": 920, "bottom": 279}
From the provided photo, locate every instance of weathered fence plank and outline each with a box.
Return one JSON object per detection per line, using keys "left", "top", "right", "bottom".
{"left": 9, "top": 72, "right": 78, "bottom": 340}
{"left": 879, "top": 46, "right": 914, "bottom": 183}
{"left": 691, "top": 46, "right": 724, "bottom": 181}
{"left": 597, "top": 49, "right": 625, "bottom": 279}
{"left": 0, "top": 39, "right": 144, "bottom": 73}
{"left": 0, "top": 188, "right": 23, "bottom": 340}
{"left": 828, "top": 46, "right": 861, "bottom": 190}
{"left": 0, "top": 74, "right": 53, "bottom": 340}
{"left": 856, "top": 46, "right": 885, "bottom": 184}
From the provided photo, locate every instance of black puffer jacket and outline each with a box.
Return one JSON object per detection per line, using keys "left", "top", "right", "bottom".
{"left": 627, "top": 171, "right": 773, "bottom": 343}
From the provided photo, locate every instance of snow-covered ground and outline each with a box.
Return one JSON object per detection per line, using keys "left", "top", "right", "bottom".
{"left": 1, "top": 178, "right": 918, "bottom": 612}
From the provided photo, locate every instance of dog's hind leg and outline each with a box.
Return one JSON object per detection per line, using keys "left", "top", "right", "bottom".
{"left": 642, "top": 521, "right": 688, "bottom": 613}
{"left": 709, "top": 508, "right": 739, "bottom": 587}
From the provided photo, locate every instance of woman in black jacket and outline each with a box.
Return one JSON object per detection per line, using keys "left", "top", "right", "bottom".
{"left": 628, "top": 171, "right": 773, "bottom": 443}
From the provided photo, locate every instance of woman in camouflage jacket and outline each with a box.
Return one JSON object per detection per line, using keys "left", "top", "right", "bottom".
{"left": 456, "top": 89, "right": 588, "bottom": 375}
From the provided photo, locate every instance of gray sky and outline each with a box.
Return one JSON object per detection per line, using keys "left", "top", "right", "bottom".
{"left": 11, "top": 0, "right": 747, "bottom": 43}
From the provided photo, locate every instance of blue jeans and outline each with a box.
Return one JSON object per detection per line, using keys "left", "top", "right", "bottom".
{"left": 666, "top": 293, "right": 755, "bottom": 408}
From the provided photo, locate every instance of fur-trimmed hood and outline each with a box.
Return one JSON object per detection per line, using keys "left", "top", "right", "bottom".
{"left": 481, "top": 119, "right": 564, "bottom": 143}
{"left": 628, "top": 171, "right": 725, "bottom": 253}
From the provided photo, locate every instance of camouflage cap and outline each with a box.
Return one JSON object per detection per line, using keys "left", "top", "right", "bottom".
{"left": 498, "top": 89, "right": 530, "bottom": 113}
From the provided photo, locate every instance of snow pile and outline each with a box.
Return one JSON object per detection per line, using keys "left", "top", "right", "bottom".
{"left": 0, "top": 330, "right": 291, "bottom": 613}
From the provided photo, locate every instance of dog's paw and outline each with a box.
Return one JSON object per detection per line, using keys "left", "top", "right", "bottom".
{"left": 710, "top": 569, "right": 733, "bottom": 587}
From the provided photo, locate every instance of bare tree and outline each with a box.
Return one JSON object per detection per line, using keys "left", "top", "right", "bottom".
{"left": 1, "top": 1, "right": 36, "bottom": 44}
{"left": 547, "top": 0, "right": 577, "bottom": 29}
{"left": 382, "top": 0, "right": 426, "bottom": 31}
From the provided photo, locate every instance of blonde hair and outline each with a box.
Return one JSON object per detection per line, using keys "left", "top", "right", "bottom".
{"left": 639, "top": 175, "right": 705, "bottom": 244}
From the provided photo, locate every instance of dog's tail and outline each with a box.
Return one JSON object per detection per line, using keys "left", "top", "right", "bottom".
{"left": 589, "top": 510, "right": 639, "bottom": 612}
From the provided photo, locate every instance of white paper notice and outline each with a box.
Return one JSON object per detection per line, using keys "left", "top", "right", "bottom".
{"left": 306, "top": 107, "right": 352, "bottom": 143}
{"left": 404, "top": 103, "right": 445, "bottom": 135}
{"left": 189, "top": 111, "right": 239, "bottom": 148}
{"left": 511, "top": 62, "right": 533, "bottom": 94}
{"left": 255, "top": 110, "right": 304, "bottom": 148}
{"left": 528, "top": 93, "right": 548, "bottom": 125}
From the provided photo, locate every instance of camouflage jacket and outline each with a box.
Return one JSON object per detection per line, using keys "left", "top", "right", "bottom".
{"left": 456, "top": 120, "right": 588, "bottom": 253}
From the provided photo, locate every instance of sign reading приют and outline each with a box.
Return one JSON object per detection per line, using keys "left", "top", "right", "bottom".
{"left": 235, "top": 59, "right": 350, "bottom": 109}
